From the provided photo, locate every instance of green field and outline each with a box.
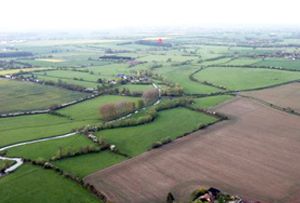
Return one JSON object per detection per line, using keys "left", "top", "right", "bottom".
{"left": 194, "top": 67, "right": 300, "bottom": 90}
{"left": 119, "top": 84, "right": 154, "bottom": 92}
{"left": 255, "top": 58, "right": 300, "bottom": 70}
{"left": 0, "top": 95, "right": 141, "bottom": 147}
{"left": 0, "top": 68, "right": 48, "bottom": 76}
{"left": 97, "top": 108, "right": 217, "bottom": 156}
{"left": 84, "top": 63, "right": 130, "bottom": 79}
{"left": 0, "top": 79, "right": 87, "bottom": 114}
{"left": 6, "top": 134, "right": 96, "bottom": 160}
{"left": 58, "top": 95, "right": 141, "bottom": 121}
{"left": 0, "top": 114, "right": 89, "bottom": 147}
{"left": 224, "top": 57, "right": 261, "bottom": 66}
{"left": 35, "top": 69, "right": 100, "bottom": 84}
{"left": 154, "top": 65, "right": 220, "bottom": 94}
{"left": 0, "top": 164, "right": 100, "bottom": 203}
{"left": 54, "top": 151, "right": 127, "bottom": 178}
{"left": 32, "top": 74, "right": 99, "bottom": 88}
{"left": 191, "top": 95, "right": 234, "bottom": 109}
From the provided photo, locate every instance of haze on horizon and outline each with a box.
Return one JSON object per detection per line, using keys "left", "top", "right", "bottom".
{"left": 0, "top": 0, "right": 300, "bottom": 32}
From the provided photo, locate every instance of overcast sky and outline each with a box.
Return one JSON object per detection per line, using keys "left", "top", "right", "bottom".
{"left": 0, "top": 0, "right": 299, "bottom": 32}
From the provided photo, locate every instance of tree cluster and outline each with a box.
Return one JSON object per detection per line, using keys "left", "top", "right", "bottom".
{"left": 100, "top": 101, "right": 137, "bottom": 121}
{"left": 142, "top": 88, "right": 159, "bottom": 105}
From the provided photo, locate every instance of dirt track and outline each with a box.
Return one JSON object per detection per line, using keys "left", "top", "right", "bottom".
{"left": 84, "top": 97, "right": 300, "bottom": 203}
{"left": 242, "top": 82, "right": 300, "bottom": 113}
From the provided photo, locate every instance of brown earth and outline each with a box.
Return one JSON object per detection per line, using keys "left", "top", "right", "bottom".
{"left": 84, "top": 97, "right": 300, "bottom": 203}
{"left": 242, "top": 82, "right": 300, "bottom": 113}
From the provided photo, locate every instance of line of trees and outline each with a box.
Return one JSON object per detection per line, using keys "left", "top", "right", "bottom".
{"left": 100, "top": 101, "right": 138, "bottom": 121}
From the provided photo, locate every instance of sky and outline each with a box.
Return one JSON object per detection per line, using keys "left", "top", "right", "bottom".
{"left": 0, "top": 0, "right": 299, "bottom": 32}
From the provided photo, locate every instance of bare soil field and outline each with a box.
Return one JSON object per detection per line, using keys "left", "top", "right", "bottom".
{"left": 242, "top": 82, "right": 300, "bottom": 113}
{"left": 84, "top": 97, "right": 300, "bottom": 203}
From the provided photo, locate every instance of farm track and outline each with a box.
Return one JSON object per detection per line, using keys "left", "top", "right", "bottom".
{"left": 84, "top": 96, "right": 300, "bottom": 203}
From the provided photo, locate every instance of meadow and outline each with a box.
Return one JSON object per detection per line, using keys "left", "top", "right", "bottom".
{"left": 0, "top": 164, "right": 100, "bottom": 203}
{"left": 0, "top": 79, "right": 87, "bottom": 114}
{"left": 0, "top": 114, "right": 89, "bottom": 147}
{"left": 54, "top": 151, "right": 127, "bottom": 178}
{"left": 6, "top": 134, "right": 96, "bottom": 160}
{"left": 57, "top": 95, "right": 141, "bottom": 121}
{"left": 191, "top": 95, "right": 233, "bottom": 109}
{"left": 255, "top": 58, "right": 300, "bottom": 70}
{"left": 0, "top": 95, "right": 141, "bottom": 147}
{"left": 97, "top": 108, "right": 217, "bottom": 156}
{"left": 194, "top": 67, "right": 300, "bottom": 90}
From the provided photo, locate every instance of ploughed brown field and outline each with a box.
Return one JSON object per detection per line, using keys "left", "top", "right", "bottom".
{"left": 242, "top": 82, "right": 300, "bottom": 113}
{"left": 84, "top": 97, "right": 300, "bottom": 203}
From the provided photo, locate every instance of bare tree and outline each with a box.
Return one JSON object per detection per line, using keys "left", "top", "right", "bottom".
{"left": 142, "top": 88, "right": 159, "bottom": 105}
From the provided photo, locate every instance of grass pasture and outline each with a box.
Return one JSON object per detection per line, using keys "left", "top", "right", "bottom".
{"left": 194, "top": 67, "right": 300, "bottom": 90}
{"left": 119, "top": 84, "right": 154, "bottom": 93}
{"left": 191, "top": 95, "right": 234, "bottom": 109}
{"left": 6, "top": 134, "right": 95, "bottom": 160}
{"left": 0, "top": 114, "right": 89, "bottom": 147}
{"left": 97, "top": 108, "right": 217, "bottom": 156}
{"left": 255, "top": 58, "right": 300, "bottom": 70}
{"left": 0, "top": 79, "right": 87, "bottom": 114}
{"left": 154, "top": 65, "right": 220, "bottom": 94}
{"left": 224, "top": 57, "right": 261, "bottom": 66}
{"left": 54, "top": 151, "right": 127, "bottom": 178}
{"left": 0, "top": 68, "right": 48, "bottom": 76}
{"left": 0, "top": 164, "right": 100, "bottom": 203}
{"left": 58, "top": 95, "right": 141, "bottom": 121}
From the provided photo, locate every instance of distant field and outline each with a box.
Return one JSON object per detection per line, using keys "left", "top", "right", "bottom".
{"left": 119, "top": 84, "right": 154, "bottom": 92}
{"left": 97, "top": 108, "right": 217, "bottom": 156}
{"left": 84, "top": 63, "right": 130, "bottom": 79}
{"left": 0, "top": 114, "right": 91, "bottom": 147}
{"left": 6, "top": 134, "right": 95, "bottom": 160}
{"left": 139, "top": 54, "right": 197, "bottom": 62}
{"left": 35, "top": 70, "right": 100, "bottom": 81}
{"left": 255, "top": 58, "right": 300, "bottom": 70}
{"left": 58, "top": 95, "right": 141, "bottom": 121}
{"left": 54, "top": 151, "right": 127, "bottom": 178}
{"left": 224, "top": 57, "right": 261, "bottom": 66}
{"left": 35, "top": 58, "right": 65, "bottom": 63}
{"left": 0, "top": 68, "right": 48, "bottom": 76}
{"left": 32, "top": 69, "right": 100, "bottom": 88}
{"left": 191, "top": 95, "right": 233, "bottom": 109}
{"left": 154, "top": 65, "right": 220, "bottom": 94}
{"left": 32, "top": 74, "right": 99, "bottom": 88}
{"left": 0, "top": 79, "right": 87, "bottom": 114}
{"left": 194, "top": 67, "right": 300, "bottom": 90}
{"left": 0, "top": 164, "right": 100, "bottom": 203}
